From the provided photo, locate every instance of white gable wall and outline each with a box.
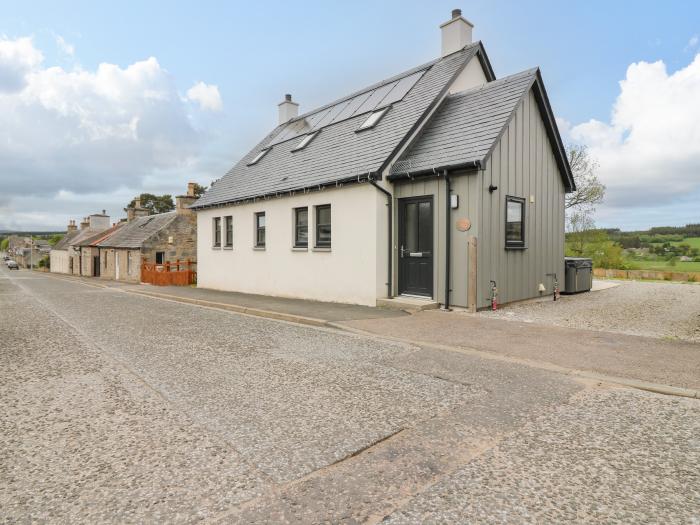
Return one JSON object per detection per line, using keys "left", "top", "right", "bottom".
{"left": 196, "top": 183, "right": 383, "bottom": 306}
{"left": 448, "top": 55, "right": 487, "bottom": 94}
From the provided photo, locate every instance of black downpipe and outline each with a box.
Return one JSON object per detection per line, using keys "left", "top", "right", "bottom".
{"left": 443, "top": 170, "right": 451, "bottom": 311}
{"left": 369, "top": 179, "right": 393, "bottom": 299}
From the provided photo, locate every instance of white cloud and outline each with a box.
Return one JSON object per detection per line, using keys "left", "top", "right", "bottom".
{"left": 0, "top": 36, "right": 43, "bottom": 93}
{"left": 569, "top": 54, "right": 700, "bottom": 218}
{"left": 186, "top": 81, "right": 223, "bottom": 111}
{"left": 55, "top": 35, "right": 75, "bottom": 57}
{"left": 685, "top": 34, "right": 699, "bottom": 52}
{"left": 0, "top": 36, "right": 222, "bottom": 230}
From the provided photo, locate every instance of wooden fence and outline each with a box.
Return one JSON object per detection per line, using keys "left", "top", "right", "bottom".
{"left": 593, "top": 268, "right": 699, "bottom": 282}
{"left": 141, "top": 259, "right": 196, "bottom": 286}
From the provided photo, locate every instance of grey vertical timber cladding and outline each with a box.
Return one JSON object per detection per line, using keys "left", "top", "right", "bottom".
{"left": 477, "top": 89, "right": 565, "bottom": 308}
{"left": 393, "top": 168, "right": 479, "bottom": 307}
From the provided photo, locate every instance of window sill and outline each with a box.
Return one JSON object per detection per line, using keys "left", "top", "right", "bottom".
{"left": 253, "top": 246, "right": 266, "bottom": 251}
{"left": 223, "top": 246, "right": 233, "bottom": 250}
{"left": 291, "top": 247, "right": 308, "bottom": 252}
{"left": 505, "top": 244, "right": 527, "bottom": 250}
{"left": 212, "top": 246, "right": 221, "bottom": 250}
{"left": 312, "top": 247, "right": 331, "bottom": 252}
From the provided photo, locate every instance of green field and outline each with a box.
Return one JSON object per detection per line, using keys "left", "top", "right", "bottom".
{"left": 630, "top": 259, "right": 700, "bottom": 272}
{"left": 669, "top": 237, "right": 700, "bottom": 249}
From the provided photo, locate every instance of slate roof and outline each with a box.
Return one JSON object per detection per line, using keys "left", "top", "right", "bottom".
{"left": 193, "top": 42, "right": 491, "bottom": 209}
{"left": 390, "top": 68, "right": 574, "bottom": 190}
{"left": 52, "top": 230, "right": 79, "bottom": 250}
{"left": 96, "top": 212, "right": 177, "bottom": 249}
{"left": 66, "top": 227, "right": 111, "bottom": 248}
{"left": 75, "top": 223, "right": 123, "bottom": 247}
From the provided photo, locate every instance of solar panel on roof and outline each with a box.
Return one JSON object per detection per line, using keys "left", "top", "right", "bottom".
{"left": 376, "top": 70, "right": 424, "bottom": 108}
{"left": 354, "top": 82, "right": 397, "bottom": 115}
{"left": 305, "top": 107, "right": 332, "bottom": 130}
{"left": 332, "top": 91, "right": 372, "bottom": 122}
{"left": 313, "top": 99, "right": 350, "bottom": 129}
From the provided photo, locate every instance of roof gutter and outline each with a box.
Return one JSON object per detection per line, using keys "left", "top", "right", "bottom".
{"left": 387, "top": 160, "right": 481, "bottom": 181}
{"left": 191, "top": 171, "right": 379, "bottom": 211}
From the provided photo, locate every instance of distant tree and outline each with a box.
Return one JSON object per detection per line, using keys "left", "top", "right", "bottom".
{"left": 48, "top": 234, "right": 64, "bottom": 246}
{"left": 191, "top": 183, "right": 208, "bottom": 198}
{"left": 565, "top": 144, "right": 606, "bottom": 212}
{"left": 0, "top": 238, "right": 8, "bottom": 251}
{"left": 127, "top": 193, "right": 175, "bottom": 214}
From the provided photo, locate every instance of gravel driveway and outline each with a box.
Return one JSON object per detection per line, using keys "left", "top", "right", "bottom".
{"left": 481, "top": 280, "right": 700, "bottom": 343}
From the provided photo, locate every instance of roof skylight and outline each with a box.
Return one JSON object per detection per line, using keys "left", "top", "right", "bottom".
{"left": 357, "top": 107, "right": 390, "bottom": 131}
{"left": 292, "top": 131, "right": 319, "bottom": 152}
{"left": 247, "top": 148, "right": 270, "bottom": 166}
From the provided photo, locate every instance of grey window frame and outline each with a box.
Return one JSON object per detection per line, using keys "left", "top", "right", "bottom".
{"left": 224, "top": 215, "right": 233, "bottom": 247}
{"left": 315, "top": 204, "right": 331, "bottom": 248}
{"left": 505, "top": 196, "right": 526, "bottom": 249}
{"left": 356, "top": 106, "right": 390, "bottom": 132}
{"left": 213, "top": 217, "right": 221, "bottom": 247}
{"left": 247, "top": 148, "right": 270, "bottom": 166}
{"left": 294, "top": 207, "right": 308, "bottom": 248}
{"left": 255, "top": 212, "right": 266, "bottom": 248}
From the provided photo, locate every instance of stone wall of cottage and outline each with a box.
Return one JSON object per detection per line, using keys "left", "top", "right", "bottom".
{"left": 99, "top": 248, "right": 141, "bottom": 282}
{"left": 141, "top": 214, "right": 197, "bottom": 267}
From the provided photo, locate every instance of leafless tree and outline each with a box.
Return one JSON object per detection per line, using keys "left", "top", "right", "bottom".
{"left": 566, "top": 144, "right": 605, "bottom": 211}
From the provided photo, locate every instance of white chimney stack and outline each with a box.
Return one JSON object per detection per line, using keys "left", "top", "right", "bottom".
{"left": 278, "top": 94, "right": 299, "bottom": 125}
{"left": 440, "top": 8, "right": 473, "bottom": 57}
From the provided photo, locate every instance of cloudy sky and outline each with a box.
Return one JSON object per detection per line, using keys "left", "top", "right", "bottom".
{"left": 1, "top": 0, "right": 698, "bottom": 231}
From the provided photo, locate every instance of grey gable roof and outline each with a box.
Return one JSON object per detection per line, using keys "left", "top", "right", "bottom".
{"left": 96, "top": 212, "right": 177, "bottom": 249}
{"left": 52, "top": 230, "right": 79, "bottom": 250}
{"left": 193, "top": 42, "right": 490, "bottom": 209}
{"left": 390, "top": 68, "right": 575, "bottom": 191}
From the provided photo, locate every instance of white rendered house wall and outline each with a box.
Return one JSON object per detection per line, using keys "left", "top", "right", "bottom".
{"left": 196, "top": 183, "right": 381, "bottom": 306}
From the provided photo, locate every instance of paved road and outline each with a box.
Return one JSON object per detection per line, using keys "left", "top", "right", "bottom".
{"left": 1, "top": 268, "right": 698, "bottom": 523}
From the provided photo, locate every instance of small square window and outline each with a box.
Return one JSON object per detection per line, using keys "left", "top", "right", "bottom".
{"left": 292, "top": 131, "right": 319, "bottom": 152}
{"left": 224, "top": 216, "right": 233, "bottom": 247}
{"left": 315, "top": 205, "right": 331, "bottom": 248}
{"left": 213, "top": 217, "right": 221, "bottom": 247}
{"left": 356, "top": 107, "right": 390, "bottom": 131}
{"left": 505, "top": 196, "right": 526, "bottom": 248}
{"left": 294, "top": 207, "right": 308, "bottom": 247}
{"left": 247, "top": 148, "right": 270, "bottom": 166}
{"left": 255, "top": 212, "right": 266, "bottom": 248}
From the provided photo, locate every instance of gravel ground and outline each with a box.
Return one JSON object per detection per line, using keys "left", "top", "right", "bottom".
{"left": 480, "top": 280, "right": 700, "bottom": 343}
{"left": 2, "top": 269, "right": 699, "bottom": 523}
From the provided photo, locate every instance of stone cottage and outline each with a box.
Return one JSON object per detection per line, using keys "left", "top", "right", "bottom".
{"left": 95, "top": 184, "right": 197, "bottom": 283}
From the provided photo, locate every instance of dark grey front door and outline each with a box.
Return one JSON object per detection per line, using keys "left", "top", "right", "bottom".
{"left": 399, "top": 196, "right": 433, "bottom": 297}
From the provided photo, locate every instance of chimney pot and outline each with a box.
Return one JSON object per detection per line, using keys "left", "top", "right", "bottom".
{"left": 278, "top": 94, "right": 300, "bottom": 125}
{"left": 440, "top": 8, "right": 473, "bottom": 57}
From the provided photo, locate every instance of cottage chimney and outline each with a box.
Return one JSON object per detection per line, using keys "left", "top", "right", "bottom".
{"left": 440, "top": 8, "right": 473, "bottom": 57}
{"left": 67, "top": 220, "right": 77, "bottom": 232}
{"left": 80, "top": 217, "right": 90, "bottom": 229}
{"left": 89, "top": 212, "right": 110, "bottom": 230}
{"left": 125, "top": 197, "right": 150, "bottom": 222}
{"left": 278, "top": 94, "right": 299, "bottom": 125}
{"left": 176, "top": 182, "right": 197, "bottom": 215}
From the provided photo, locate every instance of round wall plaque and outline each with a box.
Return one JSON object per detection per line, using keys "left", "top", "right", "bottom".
{"left": 456, "top": 218, "right": 471, "bottom": 232}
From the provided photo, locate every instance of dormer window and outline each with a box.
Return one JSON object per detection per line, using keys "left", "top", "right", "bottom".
{"left": 247, "top": 148, "right": 270, "bottom": 166}
{"left": 356, "top": 107, "right": 390, "bottom": 131}
{"left": 292, "top": 131, "right": 319, "bottom": 152}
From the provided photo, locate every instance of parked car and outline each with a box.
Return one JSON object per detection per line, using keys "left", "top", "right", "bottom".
{"left": 6, "top": 260, "right": 19, "bottom": 270}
